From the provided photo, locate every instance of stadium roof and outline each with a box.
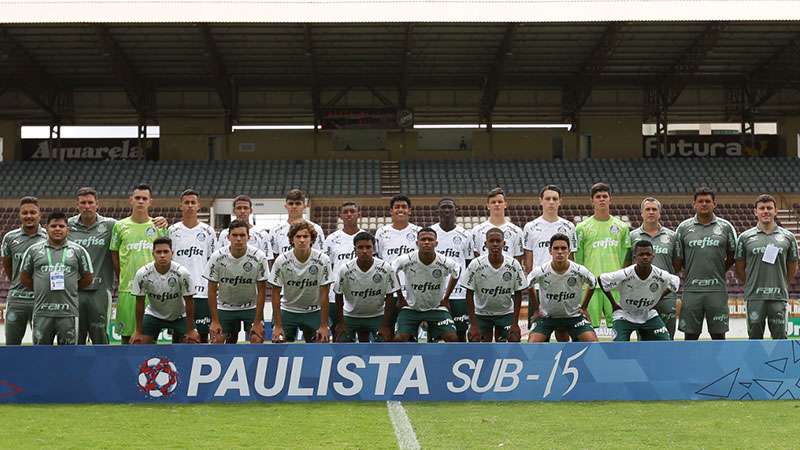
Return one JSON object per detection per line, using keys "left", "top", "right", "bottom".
{"left": 1, "top": 20, "right": 800, "bottom": 124}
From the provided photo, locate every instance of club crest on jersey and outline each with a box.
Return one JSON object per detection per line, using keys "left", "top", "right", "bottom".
{"left": 168, "top": 277, "right": 177, "bottom": 287}
{"left": 242, "top": 262, "right": 254, "bottom": 272}
{"left": 146, "top": 227, "right": 156, "bottom": 237}
{"left": 432, "top": 268, "right": 443, "bottom": 279}
{"left": 453, "top": 236, "right": 462, "bottom": 245}
{"left": 372, "top": 274, "right": 382, "bottom": 283}
{"left": 97, "top": 224, "right": 107, "bottom": 234}
{"left": 502, "top": 271, "right": 512, "bottom": 281}
{"left": 610, "top": 225, "right": 620, "bottom": 234}
{"left": 309, "top": 265, "right": 319, "bottom": 275}
{"left": 406, "top": 232, "right": 415, "bottom": 241}
{"left": 649, "top": 282, "right": 659, "bottom": 292}
{"left": 197, "top": 232, "right": 206, "bottom": 242}
{"left": 775, "top": 234, "right": 786, "bottom": 242}
{"left": 557, "top": 225, "right": 567, "bottom": 234}
{"left": 64, "top": 248, "right": 74, "bottom": 258}
{"left": 567, "top": 276, "right": 577, "bottom": 287}
{"left": 713, "top": 225, "right": 722, "bottom": 235}
{"left": 660, "top": 235, "right": 670, "bottom": 244}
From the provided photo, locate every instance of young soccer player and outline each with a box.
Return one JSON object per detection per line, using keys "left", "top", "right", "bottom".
{"left": 323, "top": 202, "right": 365, "bottom": 333}
{"left": 269, "top": 189, "right": 324, "bottom": 257}
{"left": 470, "top": 188, "right": 524, "bottom": 263}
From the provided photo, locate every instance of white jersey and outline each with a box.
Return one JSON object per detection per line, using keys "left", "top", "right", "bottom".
{"left": 131, "top": 261, "right": 195, "bottom": 321}
{"left": 375, "top": 223, "right": 421, "bottom": 291}
{"left": 528, "top": 261, "right": 596, "bottom": 318}
{"left": 323, "top": 228, "right": 364, "bottom": 303}
{"left": 269, "top": 220, "right": 324, "bottom": 256}
{"left": 392, "top": 251, "right": 461, "bottom": 312}
{"left": 430, "top": 223, "right": 473, "bottom": 300}
{"left": 269, "top": 248, "right": 333, "bottom": 313}
{"left": 218, "top": 225, "right": 273, "bottom": 261}
{"left": 470, "top": 220, "right": 524, "bottom": 258}
{"left": 599, "top": 265, "right": 680, "bottom": 324}
{"left": 204, "top": 246, "right": 269, "bottom": 311}
{"left": 168, "top": 221, "right": 217, "bottom": 298}
{"left": 333, "top": 258, "right": 399, "bottom": 318}
{"left": 461, "top": 255, "right": 526, "bottom": 316}
{"left": 523, "top": 216, "right": 577, "bottom": 266}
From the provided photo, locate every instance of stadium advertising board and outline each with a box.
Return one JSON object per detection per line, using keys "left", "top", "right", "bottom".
{"left": 21, "top": 138, "right": 159, "bottom": 160}
{"left": 642, "top": 134, "right": 779, "bottom": 158}
{"left": 1, "top": 341, "right": 798, "bottom": 403}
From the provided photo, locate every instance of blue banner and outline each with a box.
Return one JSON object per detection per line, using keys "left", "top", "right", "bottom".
{"left": 1, "top": 341, "right": 799, "bottom": 403}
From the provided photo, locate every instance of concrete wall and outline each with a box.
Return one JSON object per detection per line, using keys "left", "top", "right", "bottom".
{"left": 574, "top": 117, "right": 643, "bottom": 159}
{"left": 778, "top": 116, "right": 800, "bottom": 158}
{"left": 0, "top": 120, "right": 19, "bottom": 161}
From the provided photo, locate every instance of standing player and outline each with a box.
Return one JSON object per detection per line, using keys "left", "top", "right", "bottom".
{"left": 323, "top": 202, "right": 364, "bottom": 334}
{"left": 1, "top": 197, "right": 46, "bottom": 345}
{"left": 462, "top": 228, "right": 526, "bottom": 342}
{"left": 68, "top": 187, "right": 116, "bottom": 345}
{"left": 527, "top": 234, "right": 598, "bottom": 343}
{"left": 269, "top": 189, "right": 324, "bottom": 258}
{"left": 734, "top": 194, "right": 798, "bottom": 339}
{"left": 470, "top": 188, "right": 524, "bottom": 263}
{"left": 20, "top": 212, "right": 93, "bottom": 345}
{"left": 392, "top": 228, "right": 461, "bottom": 342}
{"left": 575, "top": 182, "right": 631, "bottom": 334}
{"left": 333, "top": 231, "right": 398, "bottom": 342}
{"left": 218, "top": 195, "right": 272, "bottom": 259}
{"left": 674, "top": 187, "right": 737, "bottom": 340}
{"left": 110, "top": 184, "right": 169, "bottom": 344}
{"left": 597, "top": 240, "right": 679, "bottom": 341}
{"left": 169, "top": 189, "right": 217, "bottom": 343}
{"left": 205, "top": 220, "right": 269, "bottom": 344}
{"left": 130, "top": 237, "right": 199, "bottom": 344}
{"left": 522, "top": 184, "right": 576, "bottom": 340}
{"left": 431, "top": 198, "right": 473, "bottom": 341}
{"left": 629, "top": 197, "right": 679, "bottom": 338}
{"left": 269, "top": 221, "right": 334, "bottom": 343}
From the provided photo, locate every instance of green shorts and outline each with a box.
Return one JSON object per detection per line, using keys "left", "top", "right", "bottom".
{"left": 78, "top": 289, "right": 112, "bottom": 344}
{"left": 655, "top": 294, "right": 677, "bottom": 339}
{"left": 280, "top": 309, "right": 321, "bottom": 342}
{"left": 4, "top": 298, "right": 34, "bottom": 345}
{"left": 613, "top": 316, "right": 670, "bottom": 341}
{"left": 450, "top": 299, "right": 469, "bottom": 339}
{"left": 476, "top": 313, "right": 515, "bottom": 342}
{"left": 678, "top": 291, "right": 729, "bottom": 334}
{"left": 32, "top": 315, "right": 78, "bottom": 345}
{"left": 193, "top": 297, "right": 211, "bottom": 336}
{"left": 338, "top": 315, "right": 384, "bottom": 343}
{"left": 142, "top": 314, "right": 188, "bottom": 342}
{"left": 397, "top": 309, "right": 456, "bottom": 341}
{"left": 116, "top": 292, "right": 144, "bottom": 337}
{"left": 218, "top": 308, "right": 256, "bottom": 339}
{"left": 745, "top": 299, "right": 787, "bottom": 340}
{"left": 532, "top": 316, "right": 595, "bottom": 341}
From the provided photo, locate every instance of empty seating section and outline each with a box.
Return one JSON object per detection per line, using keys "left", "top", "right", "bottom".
{"left": 400, "top": 158, "right": 800, "bottom": 195}
{"left": 0, "top": 160, "right": 380, "bottom": 198}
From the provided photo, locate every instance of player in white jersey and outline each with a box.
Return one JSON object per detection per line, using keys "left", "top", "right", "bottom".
{"left": 130, "top": 237, "right": 198, "bottom": 344}
{"left": 333, "top": 231, "right": 399, "bottom": 342}
{"left": 392, "top": 227, "right": 461, "bottom": 342}
{"left": 218, "top": 194, "right": 273, "bottom": 260}
{"left": 431, "top": 198, "right": 473, "bottom": 341}
{"left": 269, "top": 221, "right": 334, "bottom": 343}
{"left": 597, "top": 240, "right": 680, "bottom": 341}
{"left": 205, "top": 220, "right": 270, "bottom": 344}
{"left": 323, "top": 202, "right": 364, "bottom": 330}
{"left": 527, "top": 233, "right": 597, "bottom": 343}
{"left": 269, "top": 189, "right": 324, "bottom": 258}
{"left": 462, "top": 228, "right": 526, "bottom": 342}
{"left": 168, "top": 189, "right": 217, "bottom": 342}
{"left": 470, "top": 187, "right": 524, "bottom": 262}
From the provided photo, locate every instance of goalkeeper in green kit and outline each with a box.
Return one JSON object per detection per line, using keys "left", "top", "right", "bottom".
{"left": 575, "top": 183, "right": 631, "bottom": 335}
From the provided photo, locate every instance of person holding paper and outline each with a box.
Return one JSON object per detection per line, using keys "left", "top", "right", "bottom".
{"left": 734, "top": 194, "right": 798, "bottom": 339}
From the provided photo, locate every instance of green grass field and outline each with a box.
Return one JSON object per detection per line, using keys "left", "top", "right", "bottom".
{"left": 2, "top": 401, "right": 798, "bottom": 449}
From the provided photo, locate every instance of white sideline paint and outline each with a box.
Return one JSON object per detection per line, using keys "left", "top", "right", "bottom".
{"left": 387, "top": 401, "right": 421, "bottom": 450}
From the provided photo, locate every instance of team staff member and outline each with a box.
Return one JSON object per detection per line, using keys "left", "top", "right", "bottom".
{"left": 20, "top": 212, "right": 93, "bottom": 345}
{"left": 735, "top": 194, "right": 798, "bottom": 339}
{"left": 1, "top": 196, "right": 47, "bottom": 345}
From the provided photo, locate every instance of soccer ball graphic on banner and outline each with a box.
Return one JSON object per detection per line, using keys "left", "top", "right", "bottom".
{"left": 137, "top": 357, "right": 179, "bottom": 398}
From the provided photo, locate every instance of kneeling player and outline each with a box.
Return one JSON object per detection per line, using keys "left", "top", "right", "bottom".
{"left": 269, "top": 221, "right": 334, "bottom": 343}
{"left": 206, "top": 220, "right": 269, "bottom": 344}
{"left": 130, "top": 237, "right": 199, "bottom": 344}
{"left": 333, "top": 232, "right": 398, "bottom": 342}
{"left": 462, "top": 228, "right": 526, "bottom": 342}
{"left": 527, "top": 234, "right": 597, "bottom": 343}
{"left": 392, "top": 227, "right": 461, "bottom": 342}
{"left": 596, "top": 240, "right": 680, "bottom": 341}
